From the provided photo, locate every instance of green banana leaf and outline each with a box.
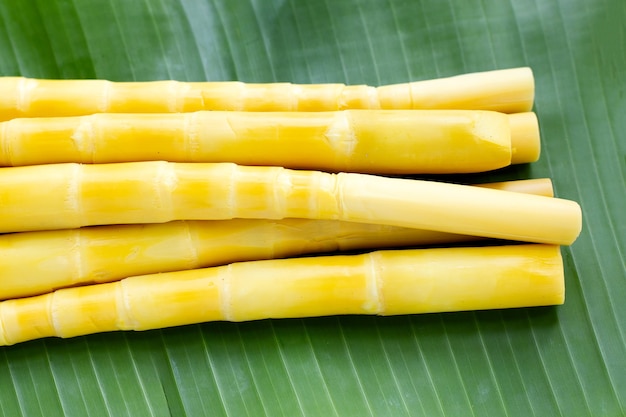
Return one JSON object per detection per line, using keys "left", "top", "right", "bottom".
{"left": 0, "top": 0, "right": 624, "bottom": 415}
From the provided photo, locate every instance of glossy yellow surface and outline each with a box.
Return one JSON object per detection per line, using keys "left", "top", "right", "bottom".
{"left": 337, "top": 172, "right": 581, "bottom": 245}
{"left": 380, "top": 244, "right": 564, "bottom": 314}
{"left": 0, "top": 244, "right": 563, "bottom": 346}
{"left": 0, "top": 68, "right": 533, "bottom": 122}
{"left": 378, "top": 67, "right": 534, "bottom": 114}
{"left": 508, "top": 112, "right": 541, "bottom": 164}
{"left": 0, "top": 162, "right": 581, "bottom": 245}
{"left": 0, "top": 109, "right": 536, "bottom": 173}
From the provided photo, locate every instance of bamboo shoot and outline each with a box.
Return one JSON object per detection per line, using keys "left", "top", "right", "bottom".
{"left": 0, "top": 110, "right": 540, "bottom": 172}
{"left": 0, "top": 68, "right": 533, "bottom": 121}
{"left": 0, "top": 161, "right": 581, "bottom": 244}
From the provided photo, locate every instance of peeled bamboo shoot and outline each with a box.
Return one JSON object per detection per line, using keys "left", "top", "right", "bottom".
{"left": 0, "top": 68, "right": 533, "bottom": 121}
{"left": 0, "top": 176, "right": 554, "bottom": 300}
{"left": 474, "top": 177, "right": 553, "bottom": 196}
{"left": 0, "top": 161, "right": 581, "bottom": 244}
{"left": 0, "top": 244, "right": 564, "bottom": 346}
{"left": 0, "top": 110, "right": 540, "bottom": 172}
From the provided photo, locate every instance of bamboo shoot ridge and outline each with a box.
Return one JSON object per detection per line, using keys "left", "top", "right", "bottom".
{"left": 0, "top": 67, "right": 533, "bottom": 121}
{"left": 0, "top": 244, "right": 563, "bottom": 346}
{"left": 0, "top": 178, "right": 552, "bottom": 301}
{"left": 0, "top": 110, "right": 539, "bottom": 172}
{"left": 0, "top": 161, "right": 581, "bottom": 244}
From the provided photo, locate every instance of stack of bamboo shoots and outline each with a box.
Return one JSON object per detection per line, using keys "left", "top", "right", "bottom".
{"left": 0, "top": 68, "right": 581, "bottom": 346}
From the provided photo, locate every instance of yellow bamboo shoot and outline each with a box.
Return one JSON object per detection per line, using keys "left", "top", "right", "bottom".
{"left": 474, "top": 177, "right": 553, "bottom": 197}
{"left": 0, "top": 176, "right": 554, "bottom": 300}
{"left": 0, "top": 68, "right": 533, "bottom": 122}
{"left": 0, "top": 244, "right": 563, "bottom": 346}
{"left": 0, "top": 161, "right": 581, "bottom": 244}
{"left": 0, "top": 110, "right": 540, "bottom": 172}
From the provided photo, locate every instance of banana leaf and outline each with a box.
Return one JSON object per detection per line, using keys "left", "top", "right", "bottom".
{"left": 0, "top": 0, "right": 624, "bottom": 416}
